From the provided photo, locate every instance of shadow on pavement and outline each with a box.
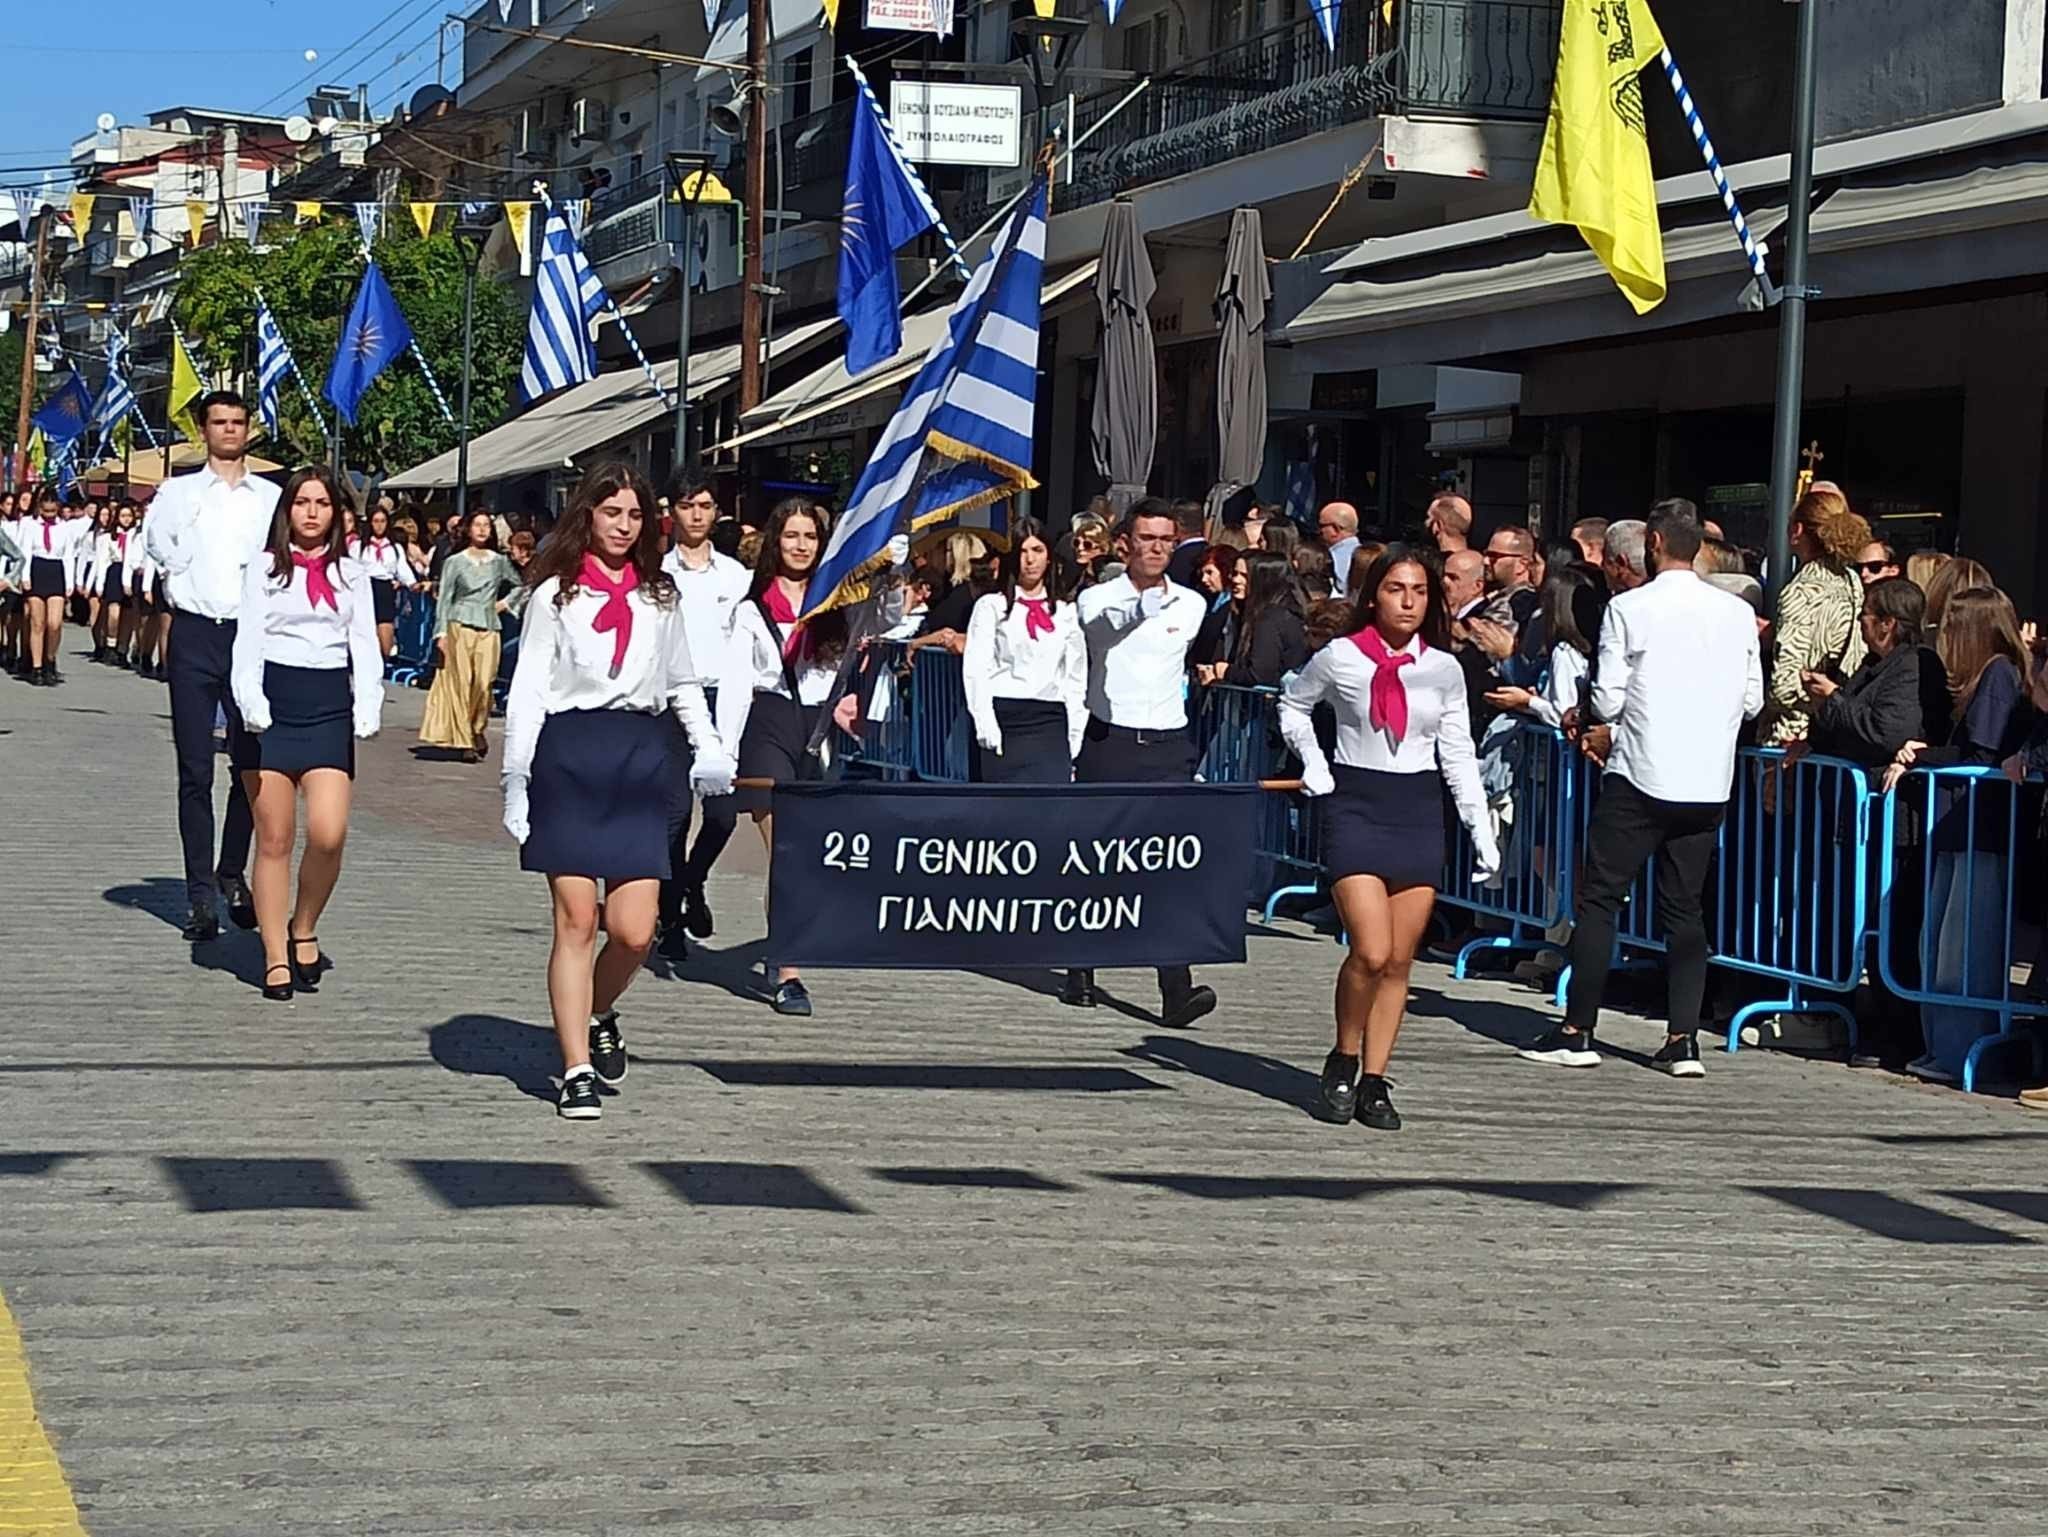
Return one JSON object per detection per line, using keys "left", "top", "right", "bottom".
{"left": 103, "top": 877, "right": 192, "bottom": 930}
{"left": 428, "top": 1014, "right": 561, "bottom": 1104}
{"left": 407, "top": 1158, "right": 613, "bottom": 1209}
{"left": 160, "top": 1155, "right": 363, "bottom": 1214}
{"left": 1118, "top": 1033, "right": 1319, "bottom": 1119}
{"left": 1746, "top": 1185, "right": 2031, "bottom": 1245}
{"left": 681, "top": 1060, "right": 1167, "bottom": 1092}
{"left": 643, "top": 936, "right": 772, "bottom": 1004}
{"left": 1097, "top": 1173, "right": 1641, "bottom": 1208}
{"left": 641, "top": 1161, "right": 865, "bottom": 1212}
{"left": 967, "top": 968, "right": 1172, "bottom": 1028}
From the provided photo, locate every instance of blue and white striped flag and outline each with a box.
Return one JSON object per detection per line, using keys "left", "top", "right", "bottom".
{"left": 803, "top": 173, "right": 1048, "bottom": 619}
{"left": 90, "top": 332, "right": 139, "bottom": 457}
{"left": 255, "top": 298, "right": 294, "bottom": 436}
{"left": 519, "top": 206, "right": 607, "bottom": 403}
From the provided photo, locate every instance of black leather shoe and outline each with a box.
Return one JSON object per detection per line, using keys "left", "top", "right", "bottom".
{"left": 289, "top": 934, "right": 323, "bottom": 992}
{"left": 221, "top": 875, "right": 257, "bottom": 931}
{"left": 771, "top": 979, "right": 813, "bottom": 1017}
{"left": 1314, "top": 1050, "right": 1359, "bottom": 1124}
{"left": 1355, "top": 1073, "right": 1402, "bottom": 1131}
{"left": 1060, "top": 970, "right": 1097, "bottom": 1009}
{"left": 262, "top": 963, "right": 294, "bottom": 1002}
{"left": 1160, "top": 984, "right": 1217, "bottom": 1030}
{"left": 657, "top": 923, "right": 689, "bottom": 963}
{"left": 683, "top": 884, "right": 715, "bottom": 939}
{"left": 183, "top": 905, "right": 221, "bottom": 943}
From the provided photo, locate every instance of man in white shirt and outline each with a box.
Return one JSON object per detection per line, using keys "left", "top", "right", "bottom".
{"left": 1520, "top": 506, "right": 1764, "bottom": 1078}
{"left": 145, "top": 391, "right": 275, "bottom": 942}
{"left": 1067, "top": 498, "right": 1216, "bottom": 1029}
{"left": 657, "top": 476, "right": 752, "bottom": 958}
{"left": 1317, "top": 502, "right": 1361, "bottom": 599}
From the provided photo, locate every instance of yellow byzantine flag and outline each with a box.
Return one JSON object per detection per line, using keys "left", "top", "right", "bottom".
{"left": 1528, "top": 0, "right": 1667, "bottom": 314}
{"left": 168, "top": 331, "right": 205, "bottom": 439}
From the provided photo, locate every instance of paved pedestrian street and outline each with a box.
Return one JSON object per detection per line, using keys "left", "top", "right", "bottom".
{"left": 4, "top": 658, "right": 2046, "bottom": 1536}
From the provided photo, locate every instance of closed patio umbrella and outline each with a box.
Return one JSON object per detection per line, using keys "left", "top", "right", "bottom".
{"left": 1089, "top": 199, "right": 1156, "bottom": 515}
{"left": 1205, "top": 205, "right": 1271, "bottom": 527}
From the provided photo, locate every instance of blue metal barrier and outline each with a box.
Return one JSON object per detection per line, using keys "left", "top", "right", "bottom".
{"left": 1878, "top": 766, "right": 2047, "bottom": 1093}
{"left": 1193, "top": 684, "right": 1320, "bottom": 915}
{"left": 847, "top": 642, "right": 917, "bottom": 781}
{"left": 910, "top": 647, "right": 971, "bottom": 782}
{"left": 388, "top": 589, "right": 436, "bottom": 686}
{"left": 1439, "top": 721, "right": 1581, "bottom": 978}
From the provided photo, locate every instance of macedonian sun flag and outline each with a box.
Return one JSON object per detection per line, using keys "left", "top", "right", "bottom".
{"left": 1529, "top": 0, "right": 1667, "bottom": 315}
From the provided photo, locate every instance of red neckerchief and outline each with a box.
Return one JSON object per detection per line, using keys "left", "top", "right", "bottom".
{"left": 1345, "top": 627, "right": 1424, "bottom": 745}
{"left": 292, "top": 551, "right": 340, "bottom": 611}
{"left": 580, "top": 554, "right": 640, "bottom": 677}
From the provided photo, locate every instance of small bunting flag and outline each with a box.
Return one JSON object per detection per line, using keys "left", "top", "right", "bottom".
{"left": 409, "top": 202, "right": 436, "bottom": 238}
{"left": 294, "top": 201, "right": 322, "bottom": 224}
{"left": 184, "top": 200, "right": 207, "bottom": 248}
{"left": 67, "top": 192, "right": 94, "bottom": 233}
{"left": 504, "top": 200, "right": 534, "bottom": 276}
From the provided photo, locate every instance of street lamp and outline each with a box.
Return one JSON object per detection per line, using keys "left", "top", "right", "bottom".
{"left": 1011, "top": 13, "right": 1088, "bottom": 112}
{"left": 452, "top": 206, "right": 500, "bottom": 525}
{"left": 665, "top": 151, "right": 732, "bottom": 476}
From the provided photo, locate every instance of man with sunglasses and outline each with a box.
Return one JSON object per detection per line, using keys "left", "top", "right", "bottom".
{"left": 1856, "top": 539, "right": 1900, "bottom": 588}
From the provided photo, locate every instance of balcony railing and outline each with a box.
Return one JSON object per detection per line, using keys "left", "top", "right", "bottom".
{"left": 1402, "top": 0, "right": 1560, "bottom": 119}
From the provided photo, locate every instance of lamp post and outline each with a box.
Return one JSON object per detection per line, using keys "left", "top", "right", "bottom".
{"left": 1011, "top": 14, "right": 1088, "bottom": 116}
{"left": 452, "top": 208, "right": 499, "bottom": 525}
{"left": 1765, "top": 0, "right": 1820, "bottom": 615}
{"left": 665, "top": 150, "right": 718, "bottom": 478}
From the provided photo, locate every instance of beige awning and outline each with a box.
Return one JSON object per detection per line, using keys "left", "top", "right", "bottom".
{"left": 383, "top": 315, "right": 839, "bottom": 491}
{"left": 82, "top": 444, "right": 284, "bottom": 485}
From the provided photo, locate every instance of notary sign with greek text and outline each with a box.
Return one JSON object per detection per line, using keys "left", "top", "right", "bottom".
{"left": 768, "top": 784, "right": 1259, "bottom": 969}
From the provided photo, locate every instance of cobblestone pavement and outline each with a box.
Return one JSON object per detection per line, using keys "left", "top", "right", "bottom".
{"left": 3, "top": 651, "right": 2046, "bottom": 1536}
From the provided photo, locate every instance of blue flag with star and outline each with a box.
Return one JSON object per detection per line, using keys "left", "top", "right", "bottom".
{"left": 325, "top": 260, "right": 414, "bottom": 426}
{"left": 31, "top": 368, "right": 94, "bottom": 446}
{"left": 838, "top": 69, "right": 945, "bottom": 378}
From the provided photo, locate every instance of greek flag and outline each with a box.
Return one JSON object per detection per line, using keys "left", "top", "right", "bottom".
{"left": 803, "top": 173, "right": 1047, "bottom": 619}
{"left": 255, "top": 299, "right": 294, "bottom": 436}
{"left": 89, "top": 343, "right": 138, "bottom": 457}
{"left": 519, "top": 206, "right": 607, "bottom": 403}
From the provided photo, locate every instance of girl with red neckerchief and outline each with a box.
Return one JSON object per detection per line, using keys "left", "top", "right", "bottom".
{"left": 962, "top": 518, "right": 1086, "bottom": 784}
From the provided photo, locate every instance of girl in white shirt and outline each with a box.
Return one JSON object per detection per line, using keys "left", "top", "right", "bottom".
{"left": 963, "top": 517, "right": 1086, "bottom": 782}
{"left": 88, "top": 504, "right": 142, "bottom": 666}
{"left": 228, "top": 467, "right": 385, "bottom": 1003}
{"left": 714, "top": 497, "right": 848, "bottom": 1018}
{"left": 1281, "top": 544, "right": 1501, "bottom": 1132}
{"left": 1483, "top": 564, "right": 1604, "bottom": 730}
{"left": 21, "top": 489, "right": 91, "bottom": 686}
{"left": 502, "top": 463, "right": 735, "bottom": 1121}
{"left": 353, "top": 503, "right": 421, "bottom": 659}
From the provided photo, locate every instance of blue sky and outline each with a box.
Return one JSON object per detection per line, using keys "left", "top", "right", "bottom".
{"left": 0, "top": 1, "right": 462, "bottom": 196}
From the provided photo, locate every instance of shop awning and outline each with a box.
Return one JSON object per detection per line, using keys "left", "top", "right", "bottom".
{"left": 710, "top": 258, "right": 1101, "bottom": 453}
{"left": 383, "top": 315, "right": 838, "bottom": 491}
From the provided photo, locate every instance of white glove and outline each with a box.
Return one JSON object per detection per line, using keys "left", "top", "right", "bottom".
{"left": 689, "top": 752, "right": 737, "bottom": 799}
{"left": 974, "top": 717, "right": 1003, "bottom": 756}
{"left": 1139, "top": 585, "right": 1166, "bottom": 619}
{"left": 1472, "top": 834, "right": 1503, "bottom": 887}
{"left": 886, "top": 533, "right": 911, "bottom": 568}
{"left": 1300, "top": 760, "right": 1335, "bottom": 798}
{"left": 503, "top": 775, "right": 531, "bottom": 845}
{"left": 242, "top": 712, "right": 271, "bottom": 735}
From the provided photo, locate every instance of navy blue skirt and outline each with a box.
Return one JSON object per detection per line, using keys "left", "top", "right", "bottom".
{"left": 235, "top": 663, "right": 355, "bottom": 778}
{"left": 733, "top": 692, "right": 822, "bottom": 815}
{"left": 1322, "top": 765, "right": 1445, "bottom": 890}
{"left": 370, "top": 577, "right": 398, "bottom": 626}
{"left": 28, "top": 558, "right": 67, "bottom": 599}
{"left": 101, "top": 563, "right": 126, "bottom": 605}
{"left": 522, "top": 707, "right": 675, "bottom": 881}
{"left": 972, "top": 698, "right": 1073, "bottom": 784}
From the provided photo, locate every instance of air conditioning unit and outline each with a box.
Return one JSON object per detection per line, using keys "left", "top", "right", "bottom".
{"left": 570, "top": 98, "right": 611, "bottom": 143}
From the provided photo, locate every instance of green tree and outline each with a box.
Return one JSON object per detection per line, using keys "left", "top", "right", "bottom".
{"left": 0, "top": 330, "right": 22, "bottom": 448}
{"left": 175, "top": 218, "right": 522, "bottom": 477}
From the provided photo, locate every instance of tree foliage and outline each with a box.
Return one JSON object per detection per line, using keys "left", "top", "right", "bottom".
{"left": 175, "top": 219, "right": 523, "bottom": 477}
{"left": 0, "top": 330, "right": 22, "bottom": 446}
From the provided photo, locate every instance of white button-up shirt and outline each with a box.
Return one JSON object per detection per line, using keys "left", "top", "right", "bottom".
{"left": 1592, "top": 567, "right": 1765, "bottom": 803}
{"left": 662, "top": 544, "right": 751, "bottom": 687}
{"left": 143, "top": 465, "right": 275, "bottom": 620}
{"left": 353, "top": 536, "right": 419, "bottom": 587}
{"left": 1076, "top": 575, "right": 1206, "bottom": 731}
{"left": 230, "top": 553, "right": 386, "bottom": 738}
{"left": 963, "top": 590, "right": 1089, "bottom": 756}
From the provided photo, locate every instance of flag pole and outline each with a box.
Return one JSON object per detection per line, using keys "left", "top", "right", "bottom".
{"left": 1764, "top": 0, "right": 1820, "bottom": 616}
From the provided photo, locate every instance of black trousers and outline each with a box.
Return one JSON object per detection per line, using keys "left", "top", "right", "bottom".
{"left": 1565, "top": 774, "right": 1723, "bottom": 1038}
{"left": 167, "top": 612, "right": 254, "bottom": 909}
{"left": 1073, "top": 718, "right": 1197, "bottom": 1001}
{"left": 658, "top": 721, "right": 739, "bottom": 923}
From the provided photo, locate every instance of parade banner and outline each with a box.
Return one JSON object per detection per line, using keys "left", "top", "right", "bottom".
{"left": 768, "top": 783, "right": 1260, "bottom": 969}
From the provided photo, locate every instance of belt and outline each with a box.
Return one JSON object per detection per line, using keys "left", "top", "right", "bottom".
{"left": 1089, "top": 717, "right": 1184, "bottom": 746}
{"left": 172, "top": 608, "right": 235, "bottom": 627}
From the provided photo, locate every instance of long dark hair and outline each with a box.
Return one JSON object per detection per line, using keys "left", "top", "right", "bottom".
{"left": 749, "top": 496, "right": 846, "bottom": 662}
{"left": 525, "top": 461, "right": 674, "bottom": 607}
{"left": 1234, "top": 551, "right": 1302, "bottom": 665}
{"left": 1542, "top": 563, "right": 1607, "bottom": 659}
{"left": 263, "top": 466, "right": 353, "bottom": 585}
{"left": 999, "top": 517, "right": 1063, "bottom": 619}
{"left": 1348, "top": 542, "right": 1451, "bottom": 651}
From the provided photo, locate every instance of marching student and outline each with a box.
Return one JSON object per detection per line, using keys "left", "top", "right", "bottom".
{"left": 656, "top": 475, "right": 750, "bottom": 958}
{"left": 1282, "top": 545, "right": 1502, "bottom": 1131}
{"left": 229, "top": 467, "right": 384, "bottom": 1002}
{"left": 146, "top": 390, "right": 271, "bottom": 942}
{"left": 963, "top": 517, "right": 1086, "bottom": 783}
{"left": 502, "top": 463, "right": 735, "bottom": 1120}
{"left": 353, "top": 501, "right": 420, "bottom": 660}
{"left": 22, "top": 489, "right": 90, "bottom": 686}
{"left": 715, "top": 497, "right": 846, "bottom": 1017}
{"left": 1065, "top": 497, "right": 1218, "bottom": 1028}
{"left": 0, "top": 497, "right": 23, "bottom": 675}
{"left": 128, "top": 521, "right": 165, "bottom": 677}
{"left": 88, "top": 504, "right": 140, "bottom": 666}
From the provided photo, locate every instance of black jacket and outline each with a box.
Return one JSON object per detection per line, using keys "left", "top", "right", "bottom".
{"left": 1223, "top": 607, "right": 1309, "bottom": 688}
{"left": 1165, "top": 538, "right": 1209, "bottom": 591}
{"left": 1809, "top": 643, "right": 1953, "bottom": 769}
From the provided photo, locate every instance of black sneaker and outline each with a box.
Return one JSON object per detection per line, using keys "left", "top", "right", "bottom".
{"left": 772, "top": 979, "right": 813, "bottom": 1017}
{"left": 1059, "top": 970, "right": 1097, "bottom": 1009}
{"left": 1313, "top": 1051, "right": 1359, "bottom": 1124}
{"left": 1516, "top": 1026, "right": 1600, "bottom": 1068}
{"left": 657, "top": 923, "right": 689, "bottom": 963}
{"left": 1356, "top": 1073, "right": 1402, "bottom": 1131}
{"left": 182, "top": 905, "right": 221, "bottom": 943}
{"left": 588, "top": 1013, "right": 627, "bottom": 1085}
{"left": 683, "top": 884, "right": 715, "bottom": 939}
{"left": 1651, "top": 1034, "right": 1706, "bottom": 1078}
{"left": 1160, "top": 984, "right": 1218, "bottom": 1030}
{"left": 220, "top": 874, "right": 257, "bottom": 931}
{"left": 558, "top": 1071, "right": 602, "bottom": 1120}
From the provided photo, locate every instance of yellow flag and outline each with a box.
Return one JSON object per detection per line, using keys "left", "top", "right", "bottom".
{"left": 25, "top": 428, "right": 45, "bottom": 476}
{"left": 504, "top": 201, "right": 533, "bottom": 275}
{"left": 1528, "top": 0, "right": 1667, "bottom": 314}
{"left": 409, "top": 201, "right": 437, "bottom": 238}
{"left": 169, "top": 331, "right": 204, "bottom": 439}
{"left": 184, "top": 200, "right": 208, "bottom": 248}
{"left": 68, "top": 192, "right": 94, "bottom": 233}
{"left": 295, "top": 201, "right": 322, "bottom": 224}
{"left": 822, "top": 0, "right": 839, "bottom": 25}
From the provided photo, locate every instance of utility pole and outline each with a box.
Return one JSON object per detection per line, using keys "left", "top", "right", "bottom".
{"left": 13, "top": 210, "right": 49, "bottom": 489}
{"left": 1765, "top": 0, "right": 1820, "bottom": 614}
{"left": 739, "top": 0, "right": 768, "bottom": 411}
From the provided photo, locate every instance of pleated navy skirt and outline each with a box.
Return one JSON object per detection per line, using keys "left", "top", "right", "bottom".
{"left": 370, "top": 577, "right": 398, "bottom": 626}
{"left": 1322, "top": 765, "right": 1445, "bottom": 890}
{"left": 28, "top": 558, "right": 67, "bottom": 599}
{"left": 521, "top": 707, "right": 675, "bottom": 880}
{"left": 972, "top": 698, "right": 1073, "bottom": 784}
{"left": 100, "top": 563, "right": 127, "bottom": 605}
{"left": 235, "top": 663, "right": 355, "bottom": 778}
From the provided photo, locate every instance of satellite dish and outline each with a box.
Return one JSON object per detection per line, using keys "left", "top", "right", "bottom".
{"left": 128, "top": 238, "right": 150, "bottom": 259}
{"left": 408, "top": 84, "right": 455, "bottom": 120}
{"left": 315, "top": 116, "right": 339, "bottom": 137}
{"left": 96, "top": 112, "right": 117, "bottom": 133}
{"left": 284, "top": 115, "right": 315, "bottom": 143}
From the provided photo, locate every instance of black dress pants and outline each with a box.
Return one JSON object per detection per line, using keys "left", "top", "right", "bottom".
{"left": 659, "top": 718, "right": 739, "bottom": 923}
{"left": 167, "top": 611, "right": 253, "bottom": 909}
{"left": 1565, "top": 773, "right": 1723, "bottom": 1038}
{"left": 1072, "top": 718, "right": 1198, "bottom": 1002}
